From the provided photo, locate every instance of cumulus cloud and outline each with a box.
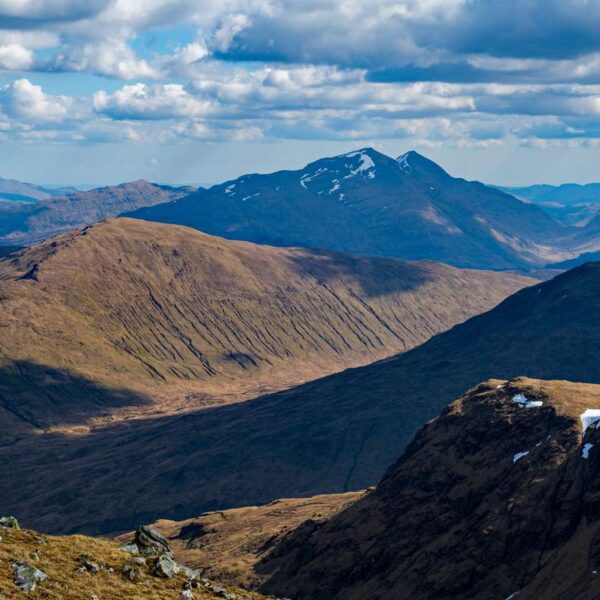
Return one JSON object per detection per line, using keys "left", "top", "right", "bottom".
{"left": 0, "top": 78, "right": 73, "bottom": 122}
{"left": 93, "top": 83, "right": 213, "bottom": 119}
{"left": 0, "top": 44, "right": 33, "bottom": 70}
{"left": 4, "top": 0, "right": 600, "bottom": 147}
{"left": 0, "top": 0, "right": 109, "bottom": 26}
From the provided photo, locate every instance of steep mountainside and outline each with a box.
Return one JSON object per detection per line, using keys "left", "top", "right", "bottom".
{"left": 261, "top": 378, "right": 600, "bottom": 600}
{"left": 126, "top": 149, "right": 569, "bottom": 269}
{"left": 0, "top": 180, "right": 192, "bottom": 245}
{"left": 0, "top": 216, "right": 530, "bottom": 437}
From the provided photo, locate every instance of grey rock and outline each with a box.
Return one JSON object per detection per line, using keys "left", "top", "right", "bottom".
{"left": 128, "top": 556, "right": 147, "bottom": 566}
{"left": 0, "top": 516, "right": 19, "bottom": 529}
{"left": 153, "top": 554, "right": 178, "bottom": 578}
{"left": 178, "top": 564, "right": 200, "bottom": 579}
{"left": 77, "top": 555, "right": 100, "bottom": 573}
{"left": 135, "top": 525, "right": 172, "bottom": 557}
{"left": 181, "top": 590, "right": 195, "bottom": 600}
{"left": 11, "top": 561, "right": 48, "bottom": 592}
{"left": 119, "top": 542, "right": 139, "bottom": 554}
{"left": 121, "top": 564, "right": 141, "bottom": 581}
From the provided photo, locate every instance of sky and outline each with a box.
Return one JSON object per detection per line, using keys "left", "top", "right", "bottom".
{"left": 2, "top": 0, "right": 600, "bottom": 186}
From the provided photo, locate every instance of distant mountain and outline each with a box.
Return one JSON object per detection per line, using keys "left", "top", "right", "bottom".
{"left": 0, "top": 217, "right": 532, "bottom": 533}
{"left": 260, "top": 377, "right": 600, "bottom": 600}
{"left": 0, "top": 176, "right": 74, "bottom": 203}
{"left": 126, "top": 148, "right": 569, "bottom": 270}
{"left": 502, "top": 182, "right": 600, "bottom": 226}
{"left": 0, "top": 180, "right": 193, "bottom": 245}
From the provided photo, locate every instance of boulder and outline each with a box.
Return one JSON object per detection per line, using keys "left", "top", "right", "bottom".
{"left": 154, "top": 553, "right": 178, "bottom": 578}
{"left": 134, "top": 525, "right": 172, "bottom": 557}
{"left": 11, "top": 560, "right": 47, "bottom": 592}
{"left": 0, "top": 516, "right": 19, "bottom": 529}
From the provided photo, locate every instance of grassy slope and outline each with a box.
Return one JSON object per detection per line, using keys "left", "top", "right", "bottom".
{"left": 0, "top": 526, "right": 268, "bottom": 600}
{"left": 0, "top": 217, "right": 532, "bottom": 435}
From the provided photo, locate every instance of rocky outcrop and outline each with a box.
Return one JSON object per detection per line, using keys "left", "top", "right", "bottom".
{"left": 260, "top": 378, "right": 600, "bottom": 600}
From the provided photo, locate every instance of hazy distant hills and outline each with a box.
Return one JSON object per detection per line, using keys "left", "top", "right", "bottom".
{"left": 502, "top": 182, "right": 600, "bottom": 226}
{"left": 0, "top": 217, "right": 532, "bottom": 532}
{"left": 0, "top": 180, "right": 192, "bottom": 246}
{"left": 0, "top": 176, "right": 75, "bottom": 203}
{"left": 127, "top": 148, "right": 572, "bottom": 270}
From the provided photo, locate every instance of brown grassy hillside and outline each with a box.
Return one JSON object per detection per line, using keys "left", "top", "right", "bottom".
{"left": 0, "top": 524, "right": 269, "bottom": 600}
{"left": 0, "top": 217, "right": 532, "bottom": 436}
{"left": 259, "top": 378, "right": 600, "bottom": 600}
{"left": 121, "top": 492, "right": 364, "bottom": 591}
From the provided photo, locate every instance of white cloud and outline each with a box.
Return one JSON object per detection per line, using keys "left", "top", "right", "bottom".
{"left": 93, "top": 83, "right": 213, "bottom": 119}
{"left": 0, "top": 78, "right": 73, "bottom": 122}
{"left": 0, "top": 43, "right": 33, "bottom": 69}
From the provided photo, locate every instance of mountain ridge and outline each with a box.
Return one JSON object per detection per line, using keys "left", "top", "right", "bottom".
{"left": 126, "top": 147, "right": 571, "bottom": 269}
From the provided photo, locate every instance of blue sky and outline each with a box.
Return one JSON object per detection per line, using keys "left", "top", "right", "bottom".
{"left": 2, "top": 0, "right": 600, "bottom": 186}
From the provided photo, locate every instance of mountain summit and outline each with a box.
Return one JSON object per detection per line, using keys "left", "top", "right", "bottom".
{"left": 127, "top": 148, "right": 567, "bottom": 269}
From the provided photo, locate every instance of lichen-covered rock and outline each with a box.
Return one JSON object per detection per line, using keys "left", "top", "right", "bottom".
{"left": 11, "top": 560, "right": 47, "bottom": 592}
{"left": 135, "top": 525, "right": 172, "bottom": 557}
{"left": 153, "top": 554, "right": 178, "bottom": 578}
{"left": 119, "top": 542, "right": 139, "bottom": 555}
{"left": 0, "top": 516, "right": 19, "bottom": 530}
{"left": 121, "top": 564, "right": 141, "bottom": 581}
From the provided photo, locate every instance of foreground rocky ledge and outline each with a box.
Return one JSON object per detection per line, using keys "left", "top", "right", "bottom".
{"left": 0, "top": 520, "right": 280, "bottom": 599}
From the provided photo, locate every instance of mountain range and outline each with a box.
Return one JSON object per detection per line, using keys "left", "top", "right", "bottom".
{"left": 504, "top": 182, "right": 600, "bottom": 226}
{"left": 5, "top": 150, "right": 600, "bottom": 270}
{"left": 127, "top": 149, "right": 573, "bottom": 270}
{"left": 0, "top": 180, "right": 192, "bottom": 246}
{"left": 4, "top": 149, "right": 600, "bottom": 599}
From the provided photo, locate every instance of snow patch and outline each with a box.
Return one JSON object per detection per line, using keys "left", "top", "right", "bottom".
{"left": 241, "top": 192, "right": 260, "bottom": 202}
{"left": 343, "top": 151, "right": 376, "bottom": 180}
{"left": 512, "top": 394, "right": 543, "bottom": 409}
{"left": 581, "top": 409, "right": 600, "bottom": 434}
{"left": 329, "top": 180, "right": 340, "bottom": 194}
{"left": 300, "top": 167, "right": 328, "bottom": 189}
{"left": 224, "top": 183, "right": 236, "bottom": 196}
{"left": 398, "top": 152, "right": 412, "bottom": 173}
{"left": 583, "top": 443, "right": 594, "bottom": 459}
{"left": 513, "top": 451, "right": 529, "bottom": 463}
{"left": 504, "top": 593, "right": 520, "bottom": 600}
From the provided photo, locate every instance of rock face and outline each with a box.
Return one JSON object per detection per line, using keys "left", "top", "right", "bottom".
{"left": 260, "top": 378, "right": 600, "bottom": 600}
{"left": 127, "top": 148, "right": 571, "bottom": 269}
